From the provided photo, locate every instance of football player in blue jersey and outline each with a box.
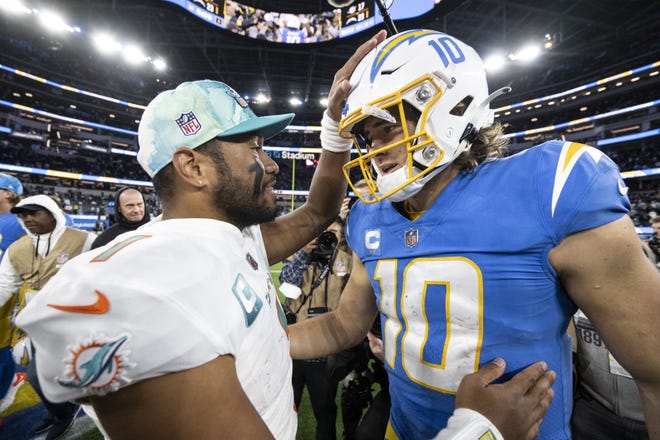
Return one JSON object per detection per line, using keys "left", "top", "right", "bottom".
{"left": 289, "top": 29, "right": 660, "bottom": 439}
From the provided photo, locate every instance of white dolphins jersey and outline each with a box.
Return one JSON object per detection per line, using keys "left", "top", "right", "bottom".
{"left": 16, "top": 219, "right": 296, "bottom": 439}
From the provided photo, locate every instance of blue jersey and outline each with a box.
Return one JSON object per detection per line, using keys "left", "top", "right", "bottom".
{"left": 346, "top": 140, "right": 630, "bottom": 439}
{"left": 281, "top": 28, "right": 305, "bottom": 44}
{"left": 0, "top": 213, "right": 24, "bottom": 260}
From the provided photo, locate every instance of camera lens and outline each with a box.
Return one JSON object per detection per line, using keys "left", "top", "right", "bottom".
{"left": 317, "top": 231, "right": 338, "bottom": 254}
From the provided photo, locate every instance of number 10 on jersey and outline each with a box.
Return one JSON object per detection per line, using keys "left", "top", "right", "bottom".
{"left": 374, "top": 257, "right": 484, "bottom": 393}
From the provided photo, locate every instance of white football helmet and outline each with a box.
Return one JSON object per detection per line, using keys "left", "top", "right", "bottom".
{"left": 340, "top": 29, "right": 505, "bottom": 203}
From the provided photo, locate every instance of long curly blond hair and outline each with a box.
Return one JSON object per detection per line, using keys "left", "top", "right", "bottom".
{"left": 453, "top": 123, "right": 509, "bottom": 172}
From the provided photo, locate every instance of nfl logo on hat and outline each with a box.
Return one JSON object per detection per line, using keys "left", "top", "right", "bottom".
{"left": 176, "top": 112, "right": 202, "bottom": 136}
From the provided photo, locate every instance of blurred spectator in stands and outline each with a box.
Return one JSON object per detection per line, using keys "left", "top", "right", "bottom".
{"left": 91, "top": 187, "right": 149, "bottom": 249}
{"left": 279, "top": 14, "right": 307, "bottom": 44}
{"left": 0, "top": 173, "right": 26, "bottom": 428}
{"left": 224, "top": 0, "right": 248, "bottom": 35}
{"left": 645, "top": 216, "right": 660, "bottom": 265}
{"left": 94, "top": 215, "right": 108, "bottom": 233}
{"left": 629, "top": 203, "right": 649, "bottom": 226}
{"left": 49, "top": 194, "right": 74, "bottom": 227}
{"left": 0, "top": 195, "right": 95, "bottom": 440}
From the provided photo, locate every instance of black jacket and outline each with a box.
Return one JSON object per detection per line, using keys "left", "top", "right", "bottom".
{"left": 91, "top": 187, "right": 150, "bottom": 249}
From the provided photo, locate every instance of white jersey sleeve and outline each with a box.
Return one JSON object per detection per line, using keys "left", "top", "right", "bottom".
{"left": 0, "top": 253, "right": 22, "bottom": 307}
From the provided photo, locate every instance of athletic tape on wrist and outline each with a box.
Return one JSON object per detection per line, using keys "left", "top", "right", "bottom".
{"left": 320, "top": 111, "right": 352, "bottom": 153}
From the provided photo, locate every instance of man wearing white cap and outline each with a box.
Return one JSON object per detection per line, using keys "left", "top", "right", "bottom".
{"left": 15, "top": 33, "right": 554, "bottom": 440}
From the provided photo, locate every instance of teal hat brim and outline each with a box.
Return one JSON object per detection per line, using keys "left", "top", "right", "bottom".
{"left": 218, "top": 113, "right": 295, "bottom": 140}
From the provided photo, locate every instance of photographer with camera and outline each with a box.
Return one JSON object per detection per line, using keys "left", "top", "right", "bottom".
{"left": 280, "top": 218, "right": 351, "bottom": 440}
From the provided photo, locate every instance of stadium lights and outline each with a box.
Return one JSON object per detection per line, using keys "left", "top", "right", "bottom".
{"left": 544, "top": 34, "right": 553, "bottom": 49}
{"left": 289, "top": 97, "right": 303, "bottom": 107}
{"left": 93, "top": 33, "right": 166, "bottom": 70}
{"left": 152, "top": 57, "right": 167, "bottom": 71}
{"left": 484, "top": 54, "right": 506, "bottom": 72}
{"left": 92, "top": 33, "right": 123, "bottom": 55}
{"left": 122, "top": 44, "right": 148, "bottom": 65}
{"left": 485, "top": 35, "right": 554, "bottom": 73}
{"left": 319, "top": 97, "right": 329, "bottom": 107}
{"left": 4, "top": 3, "right": 166, "bottom": 73}
{"left": 513, "top": 45, "right": 541, "bottom": 62}
{"left": 254, "top": 94, "right": 270, "bottom": 104}
{"left": 0, "top": 0, "right": 32, "bottom": 14}
{"left": 37, "top": 10, "right": 78, "bottom": 33}
{"left": 611, "top": 125, "right": 640, "bottom": 135}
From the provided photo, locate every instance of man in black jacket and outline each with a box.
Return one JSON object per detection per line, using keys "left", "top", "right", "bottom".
{"left": 91, "top": 187, "right": 150, "bottom": 249}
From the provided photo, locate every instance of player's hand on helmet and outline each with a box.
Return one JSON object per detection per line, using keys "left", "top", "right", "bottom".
{"left": 327, "top": 30, "right": 386, "bottom": 121}
{"left": 455, "top": 358, "right": 556, "bottom": 440}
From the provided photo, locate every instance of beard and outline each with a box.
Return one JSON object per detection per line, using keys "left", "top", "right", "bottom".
{"left": 213, "top": 184, "right": 278, "bottom": 227}
{"left": 209, "top": 148, "right": 278, "bottom": 227}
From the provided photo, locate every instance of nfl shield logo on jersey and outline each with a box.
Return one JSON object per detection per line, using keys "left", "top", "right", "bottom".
{"left": 176, "top": 112, "right": 202, "bottom": 136}
{"left": 404, "top": 228, "right": 418, "bottom": 248}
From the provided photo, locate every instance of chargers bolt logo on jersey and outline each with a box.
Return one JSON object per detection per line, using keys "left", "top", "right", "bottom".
{"left": 176, "top": 111, "right": 202, "bottom": 136}
{"left": 58, "top": 334, "right": 133, "bottom": 396}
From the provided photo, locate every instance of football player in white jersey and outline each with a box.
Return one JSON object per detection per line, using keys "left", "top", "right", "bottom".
{"left": 17, "top": 31, "right": 556, "bottom": 440}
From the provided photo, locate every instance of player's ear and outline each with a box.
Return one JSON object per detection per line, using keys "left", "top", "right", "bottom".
{"left": 171, "top": 147, "right": 206, "bottom": 188}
